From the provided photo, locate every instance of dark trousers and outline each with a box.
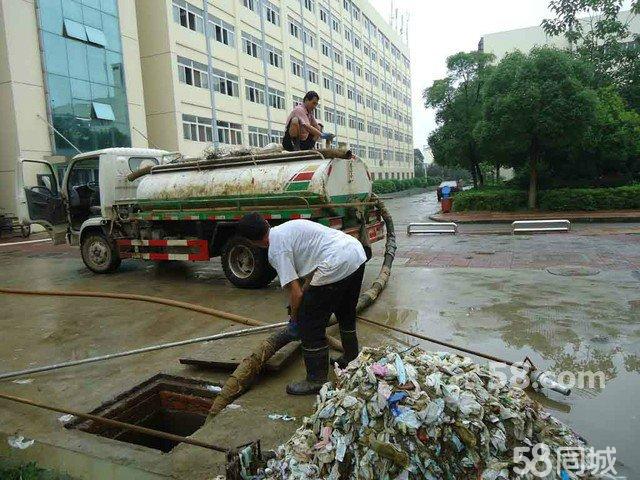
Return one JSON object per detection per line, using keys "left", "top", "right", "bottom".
{"left": 297, "top": 264, "right": 365, "bottom": 350}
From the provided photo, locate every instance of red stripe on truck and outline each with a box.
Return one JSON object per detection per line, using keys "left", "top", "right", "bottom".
{"left": 293, "top": 171, "right": 315, "bottom": 181}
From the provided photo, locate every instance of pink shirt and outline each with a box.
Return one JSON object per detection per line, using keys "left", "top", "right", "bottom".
{"left": 286, "top": 105, "right": 319, "bottom": 141}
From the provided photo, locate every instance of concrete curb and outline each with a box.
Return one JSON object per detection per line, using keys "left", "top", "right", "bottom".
{"left": 429, "top": 211, "right": 640, "bottom": 224}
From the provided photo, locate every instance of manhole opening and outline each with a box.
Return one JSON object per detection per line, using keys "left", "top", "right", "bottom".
{"left": 67, "top": 374, "right": 218, "bottom": 453}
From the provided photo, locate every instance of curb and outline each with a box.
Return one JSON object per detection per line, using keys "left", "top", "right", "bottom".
{"left": 429, "top": 213, "right": 640, "bottom": 224}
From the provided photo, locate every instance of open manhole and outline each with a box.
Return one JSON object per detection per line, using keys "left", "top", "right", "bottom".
{"left": 546, "top": 266, "right": 600, "bottom": 277}
{"left": 67, "top": 374, "right": 219, "bottom": 453}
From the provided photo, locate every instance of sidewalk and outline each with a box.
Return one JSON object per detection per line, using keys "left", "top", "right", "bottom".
{"left": 430, "top": 209, "right": 640, "bottom": 224}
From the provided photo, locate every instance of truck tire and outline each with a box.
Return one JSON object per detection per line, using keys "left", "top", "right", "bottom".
{"left": 81, "top": 232, "right": 121, "bottom": 274}
{"left": 221, "top": 236, "right": 276, "bottom": 288}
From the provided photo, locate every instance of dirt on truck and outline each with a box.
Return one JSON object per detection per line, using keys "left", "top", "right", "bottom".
{"left": 16, "top": 147, "right": 384, "bottom": 288}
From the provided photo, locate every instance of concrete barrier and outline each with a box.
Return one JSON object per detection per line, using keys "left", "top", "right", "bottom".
{"left": 512, "top": 220, "right": 571, "bottom": 234}
{"left": 407, "top": 222, "right": 458, "bottom": 235}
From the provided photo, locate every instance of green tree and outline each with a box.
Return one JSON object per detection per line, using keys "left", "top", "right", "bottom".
{"left": 542, "top": 0, "right": 640, "bottom": 109}
{"left": 424, "top": 51, "right": 495, "bottom": 187}
{"left": 476, "top": 48, "right": 598, "bottom": 208}
{"left": 413, "top": 149, "right": 426, "bottom": 177}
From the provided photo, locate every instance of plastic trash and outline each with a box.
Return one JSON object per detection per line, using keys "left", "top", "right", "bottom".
{"left": 387, "top": 391, "right": 408, "bottom": 417}
{"left": 8, "top": 436, "right": 34, "bottom": 449}
{"left": 268, "top": 413, "right": 296, "bottom": 422}
{"left": 12, "top": 378, "right": 33, "bottom": 384}
{"left": 58, "top": 414, "right": 75, "bottom": 424}
{"left": 206, "top": 385, "right": 223, "bottom": 393}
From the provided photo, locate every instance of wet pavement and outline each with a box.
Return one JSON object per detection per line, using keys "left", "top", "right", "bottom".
{"left": 0, "top": 191, "right": 639, "bottom": 478}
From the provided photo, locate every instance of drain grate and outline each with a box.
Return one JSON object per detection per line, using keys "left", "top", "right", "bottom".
{"left": 67, "top": 374, "right": 219, "bottom": 453}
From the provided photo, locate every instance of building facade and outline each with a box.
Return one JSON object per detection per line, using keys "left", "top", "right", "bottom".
{"left": 136, "top": 0, "right": 413, "bottom": 181}
{"left": 479, "top": 10, "right": 639, "bottom": 61}
{"left": 0, "top": 0, "right": 412, "bottom": 218}
{"left": 0, "top": 0, "right": 148, "bottom": 217}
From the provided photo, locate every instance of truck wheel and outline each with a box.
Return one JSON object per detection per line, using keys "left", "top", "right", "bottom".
{"left": 221, "top": 236, "right": 276, "bottom": 288}
{"left": 81, "top": 232, "right": 121, "bottom": 274}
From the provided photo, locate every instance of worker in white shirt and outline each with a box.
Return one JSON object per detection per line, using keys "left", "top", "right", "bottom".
{"left": 237, "top": 213, "right": 367, "bottom": 395}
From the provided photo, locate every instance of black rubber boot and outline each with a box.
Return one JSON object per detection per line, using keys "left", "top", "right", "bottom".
{"left": 331, "top": 329, "right": 359, "bottom": 369}
{"left": 286, "top": 346, "right": 329, "bottom": 395}
{"left": 293, "top": 137, "right": 301, "bottom": 151}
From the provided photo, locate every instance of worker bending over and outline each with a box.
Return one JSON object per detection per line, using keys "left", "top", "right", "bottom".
{"left": 282, "top": 91, "right": 323, "bottom": 151}
{"left": 237, "top": 213, "right": 367, "bottom": 395}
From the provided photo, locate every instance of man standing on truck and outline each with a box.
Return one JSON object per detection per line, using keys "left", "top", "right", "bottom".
{"left": 237, "top": 213, "right": 367, "bottom": 395}
{"left": 282, "top": 91, "right": 324, "bottom": 151}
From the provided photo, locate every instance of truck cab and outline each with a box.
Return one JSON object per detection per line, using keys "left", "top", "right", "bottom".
{"left": 16, "top": 148, "right": 170, "bottom": 246}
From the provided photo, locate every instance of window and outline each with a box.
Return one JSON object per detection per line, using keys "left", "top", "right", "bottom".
{"left": 212, "top": 68, "right": 239, "bottom": 96}
{"left": 292, "top": 95, "right": 303, "bottom": 108}
{"left": 303, "top": 28, "right": 316, "bottom": 48}
{"left": 289, "top": 18, "right": 301, "bottom": 39}
{"left": 353, "top": 34, "right": 360, "bottom": 50}
{"left": 304, "top": 0, "right": 314, "bottom": 12}
{"left": 365, "top": 69, "right": 371, "bottom": 83}
{"left": 85, "top": 26, "right": 107, "bottom": 47}
{"left": 343, "top": 0, "right": 350, "bottom": 12}
{"left": 265, "top": 1, "right": 280, "bottom": 26}
{"left": 363, "top": 43, "right": 369, "bottom": 57}
{"left": 372, "top": 99, "right": 379, "bottom": 111}
{"left": 268, "top": 87, "right": 285, "bottom": 109}
{"left": 92, "top": 102, "right": 115, "bottom": 121}
{"left": 245, "top": 79, "right": 266, "bottom": 104}
{"left": 352, "top": 5, "right": 360, "bottom": 21}
{"left": 333, "top": 48, "right": 342, "bottom": 65}
{"left": 365, "top": 95, "right": 372, "bottom": 108}
{"left": 331, "top": 18, "right": 340, "bottom": 33}
{"left": 243, "top": 0, "right": 256, "bottom": 12}
{"left": 242, "top": 32, "right": 261, "bottom": 58}
{"left": 335, "top": 80, "right": 343, "bottom": 96}
{"left": 356, "top": 91, "right": 363, "bottom": 105}
{"left": 371, "top": 73, "right": 378, "bottom": 87}
{"left": 324, "top": 107, "right": 334, "bottom": 123}
{"left": 335, "top": 110, "right": 345, "bottom": 126}
{"left": 270, "top": 130, "right": 284, "bottom": 144}
{"left": 291, "top": 56, "right": 303, "bottom": 77}
{"left": 322, "top": 74, "right": 332, "bottom": 90}
{"left": 345, "top": 30, "right": 351, "bottom": 42}
{"left": 348, "top": 115, "right": 356, "bottom": 129}
{"left": 367, "top": 122, "right": 380, "bottom": 135}
{"left": 266, "top": 43, "right": 283, "bottom": 68}
{"left": 354, "top": 62, "right": 362, "bottom": 77}
{"left": 368, "top": 146, "right": 381, "bottom": 160}
{"left": 182, "top": 114, "right": 214, "bottom": 143}
{"left": 346, "top": 57, "right": 353, "bottom": 72}
{"left": 63, "top": 19, "right": 87, "bottom": 41}
{"left": 248, "top": 126, "right": 269, "bottom": 147}
{"left": 347, "top": 85, "right": 356, "bottom": 101}
{"left": 306, "top": 65, "right": 318, "bottom": 84}
{"left": 384, "top": 149, "right": 393, "bottom": 161}
{"left": 172, "top": 1, "right": 204, "bottom": 32}
{"left": 320, "top": 6, "right": 329, "bottom": 25}
{"left": 177, "top": 56, "right": 209, "bottom": 89}
{"left": 217, "top": 120, "right": 242, "bottom": 145}
{"left": 209, "top": 16, "right": 235, "bottom": 46}
{"left": 321, "top": 39, "right": 331, "bottom": 57}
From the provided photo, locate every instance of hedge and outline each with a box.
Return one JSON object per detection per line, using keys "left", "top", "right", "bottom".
{"left": 453, "top": 184, "right": 640, "bottom": 212}
{"left": 372, "top": 177, "right": 439, "bottom": 194}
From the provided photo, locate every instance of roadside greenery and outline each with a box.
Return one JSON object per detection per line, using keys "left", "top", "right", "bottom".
{"left": 425, "top": 1, "right": 640, "bottom": 210}
{"left": 453, "top": 184, "right": 640, "bottom": 212}
{"left": 372, "top": 176, "right": 438, "bottom": 194}
{"left": 0, "top": 460, "right": 73, "bottom": 480}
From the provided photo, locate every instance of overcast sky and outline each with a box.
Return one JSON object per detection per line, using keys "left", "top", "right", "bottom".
{"left": 368, "top": 0, "right": 557, "bottom": 149}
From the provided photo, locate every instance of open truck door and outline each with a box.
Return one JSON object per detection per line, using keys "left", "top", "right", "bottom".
{"left": 16, "top": 159, "right": 67, "bottom": 244}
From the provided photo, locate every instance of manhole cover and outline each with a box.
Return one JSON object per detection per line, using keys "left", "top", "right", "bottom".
{"left": 546, "top": 266, "right": 600, "bottom": 277}
{"left": 67, "top": 374, "right": 219, "bottom": 452}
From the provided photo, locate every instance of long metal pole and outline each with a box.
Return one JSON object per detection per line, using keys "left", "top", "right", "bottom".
{"left": 0, "top": 323, "right": 286, "bottom": 381}
{"left": 257, "top": 0, "right": 273, "bottom": 135}
{"left": 203, "top": 0, "right": 220, "bottom": 148}
{"left": 0, "top": 392, "right": 229, "bottom": 452}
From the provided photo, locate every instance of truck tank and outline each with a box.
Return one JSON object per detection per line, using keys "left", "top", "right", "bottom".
{"left": 136, "top": 153, "right": 372, "bottom": 206}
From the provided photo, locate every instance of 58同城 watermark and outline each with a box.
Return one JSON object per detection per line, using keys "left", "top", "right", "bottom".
{"left": 488, "top": 361, "right": 607, "bottom": 391}
{"left": 514, "top": 443, "right": 624, "bottom": 479}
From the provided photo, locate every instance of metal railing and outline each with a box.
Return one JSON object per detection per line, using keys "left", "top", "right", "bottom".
{"left": 407, "top": 222, "right": 458, "bottom": 235}
{"left": 512, "top": 219, "right": 571, "bottom": 234}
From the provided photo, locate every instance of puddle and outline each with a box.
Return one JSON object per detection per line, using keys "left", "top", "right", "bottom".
{"left": 67, "top": 374, "right": 219, "bottom": 453}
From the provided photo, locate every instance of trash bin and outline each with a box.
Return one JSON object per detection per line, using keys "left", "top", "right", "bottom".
{"left": 441, "top": 197, "right": 453, "bottom": 213}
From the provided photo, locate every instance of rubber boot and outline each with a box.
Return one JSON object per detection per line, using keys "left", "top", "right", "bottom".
{"left": 331, "top": 329, "right": 359, "bottom": 369}
{"left": 286, "top": 346, "right": 328, "bottom": 395}
{"left": 292, "top": 137, "right": 301, "bottom": 151}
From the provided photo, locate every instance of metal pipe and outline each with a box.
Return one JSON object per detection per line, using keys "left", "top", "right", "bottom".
{"left": 0, "top": 323, "right": 286, "bottom": 381}
{"left": 202, "top": 0, "right": 219, "bottom": 148}
{"left": 0, "top": 392, "right": 228, "bottom": 452}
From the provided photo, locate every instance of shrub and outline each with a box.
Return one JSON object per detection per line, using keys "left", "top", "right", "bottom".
{"left": 452, "top": 184, "right": 640, "bottom": 211}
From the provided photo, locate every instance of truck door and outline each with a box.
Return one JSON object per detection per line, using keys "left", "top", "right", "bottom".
{"left": 16, "top": 159, "right": 68, "bottom": 244}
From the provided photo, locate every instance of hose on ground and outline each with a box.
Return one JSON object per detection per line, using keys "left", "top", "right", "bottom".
{"left": 208, "top": 196, "right": 396, "bottom": 418}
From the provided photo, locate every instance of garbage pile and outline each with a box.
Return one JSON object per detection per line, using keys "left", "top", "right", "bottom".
{"left": 263, "top": 346, "right": 591, "bottom": 479}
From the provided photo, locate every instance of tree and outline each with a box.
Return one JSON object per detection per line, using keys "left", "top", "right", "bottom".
{"left": 424, "top": 51, "right": 495, "bottom": 187}
{"left": 413, "top": 149, "right": 426, "bottom": 177}
{"left": 476, "top": 48, "right": 598, "bottom": 208}
{"left": 542, "top": 0, "right": 640, "bottom": 110}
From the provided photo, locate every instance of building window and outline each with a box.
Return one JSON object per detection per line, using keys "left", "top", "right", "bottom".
{"left": 345, "top": 29, "right": 351, "bottom": 42}
{"left": 217, "top": 120, "right": 243, "bottom": 145}
{"left": 367, "top": 122, "right": 380, "bottom": 135}
{"left": 321, "top": 39, "right": 331, "bottom": 57}
{"left": 348, "top": 115, "right": 356, "bottom": 129}
{"left": 322, "top": 74, "right": 332, "bottom": 90}
{"left": 356, "top": 91, "right": 363, "bottom": 105}
{"left": 270, "top": 129, "right": 284, "bottom": 144}
{"left": 266, "top": 43, "right": 283, "bottom": 68}
{"left": 303, "top": 0, "right": 315, "bottom": 12}
{"left": 372, "top": 99, "right": 379, "bottom": 111}
{"left": 320, "top": 6, "right": 329, "bottom": 25}
{"left": 370, "top": 49, "right": 377, "bottom": 62}
{"left": 209, "top": 16, "right": 235, "bottom": 46}
{"left": 324, "top": 107, "right": 334, "bottom": 123}
{"left": 371, "top": 73, "right": 378, "bottom": 87}
{"left": 331, "top": 18, "right": 340, "bottom": 33}
{"left": 336, "top": 110, "right": 345, "bottom": 126}
{"left": 353, "top": 34, "right": 360, "bottom": 49}
{"left": 346, "top": 57, "right": 353, "bottom": 72}
{"left": 355, "top": 62, "right": 362, "bottom": 77}
{"left": 289, "top": 18, "right": 301, "bottom": 39}
{"left": 242, "top": 32, "right": 261, "bottom": 58}
{"left": 212, "top": 68, "right": 239, "bottom": 96}
{"left": 182, "top": 114, "right": 213, "bottom": 142}
{"left": 265, "top": 1, "right": 280, "bottom": 26}
{"left": 248, "top": 126, "right": 269, "bottom": 147}
{"left": 292, "top": 95, "right": 303, "bottom": 108}
{"left": 352, "top": 5, "right": 360, "bottom": 21}
{"left": 335, "top": 80, "right": 343, "bottom": 96}
{"left": 303, "top": 28, "right": 316, "bottom": 48}
{"left": 343, "top": 0, "right": 350, "bottom": 12}
{"left": 268, "top": 87, "right": 285, "bottom": 109}
{"left": 347, "top": 85, "right": 356, "bottom": 101}
{"left": 243, "top": 0, "right": 257, "bottom": 12}
{"left": 306, "top": 65, "right": 318, "bottom": 84}
{"left": 177, "top": 56, "right": 209, "bottom": 88}
{"left": 245, "top": 79, "right": 266, "bottom": 104}
{"left": 333, "top": 48, "right": 342, "bottom": 65}
{"left": 291, "top": 56, "right": 303, "bottom": 77}
{"left": 172, "top": 1, "right": 204, "bottom": 33}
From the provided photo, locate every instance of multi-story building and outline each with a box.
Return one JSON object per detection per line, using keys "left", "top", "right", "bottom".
{"left": 479, "top": 10, "right": 639, "bottom": 61}
{"left": 0, "top": 0, "right": 148, "bottom": 218}
{"left": 136, "top": 0, "right": 413, "bottom": 181}
{"left": 0, "top": 0, "right": 412, "bottom": 218}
